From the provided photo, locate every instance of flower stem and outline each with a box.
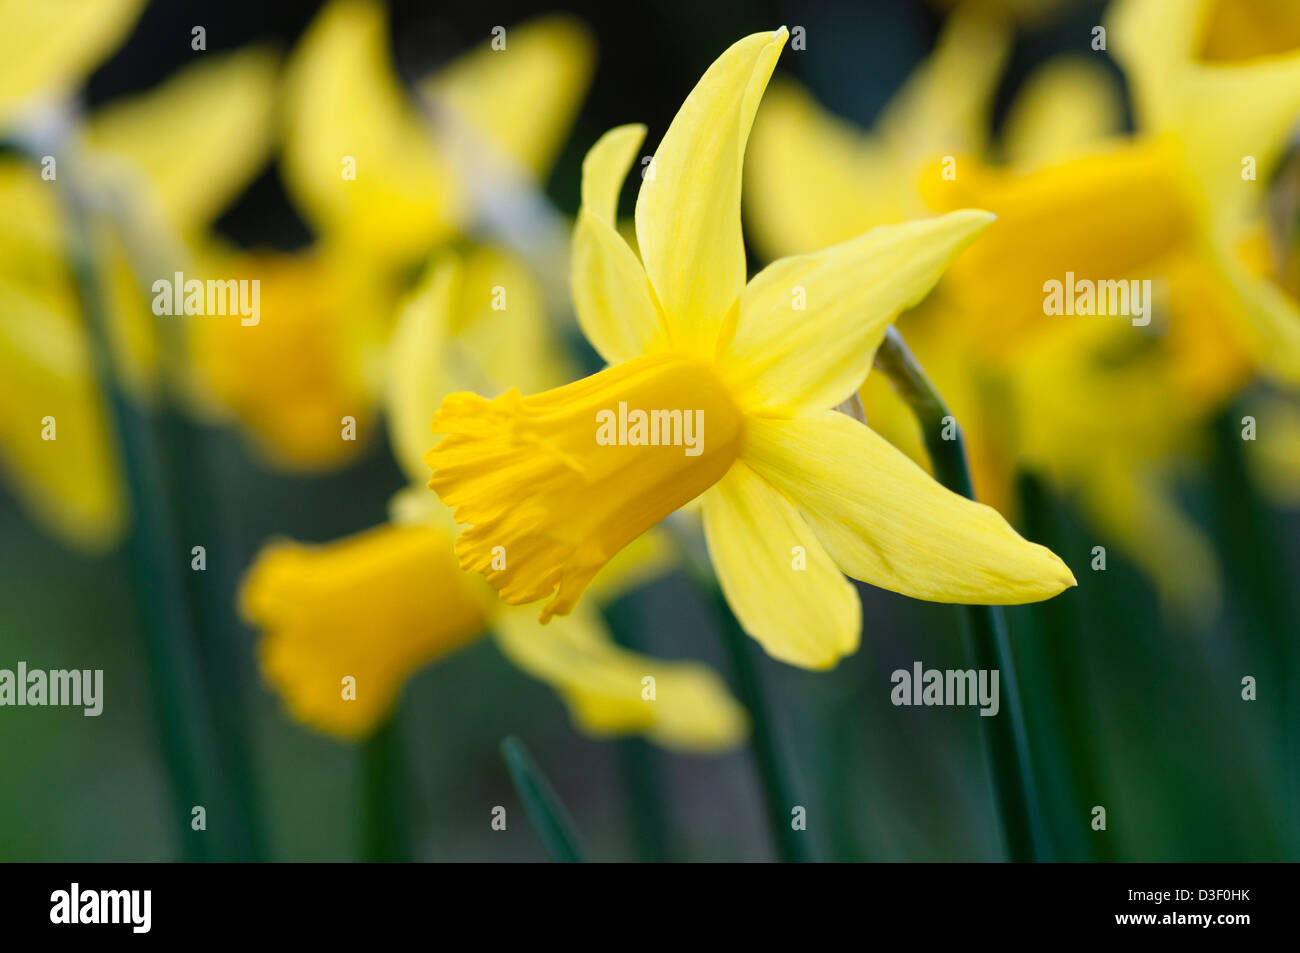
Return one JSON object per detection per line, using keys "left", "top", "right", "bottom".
{"left": 874, "top": 327, "right": 1048, "bottom": 862}
{"left": 500, "top": 736, "right": 585, "bottom": 862}
{"left": 56, "top": 154, "right": 221, "bottom": 861}
{"left": 707, "top": 585, "right": 812, "bottom": 863}
{"left": 360, "top": 709, "right": 411, "bottom": 862}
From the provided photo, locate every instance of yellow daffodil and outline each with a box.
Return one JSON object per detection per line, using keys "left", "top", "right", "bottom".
{"left": 241, "top": 251, "right": 747, "bottom": 750}
{"left": 425, "top": 29, "right": 1075, "bottom": 671}
{"left": 743, "top": 4, "right": 1300, "bottom": 617}
{"left": 0, "top": 25, "right": 275, "bottom": 550}
{"left": 194, "top": 0, "right": 594, "bottom": 471}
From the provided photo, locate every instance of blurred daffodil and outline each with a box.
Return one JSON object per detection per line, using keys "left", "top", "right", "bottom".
{"left": 426, "top": 29, "right": 1075, "bottom": 671}
{"left": 242, "top": 250, "right": 746, "bottom": 751}
{"left": 0, "top": 14, "right": 275, "bottom": 551}
{"left": 744, "top": 3, "right": 1300, "bottom": 618}
{"left": 193, "top": 0, "right": 595, "bottom": 472}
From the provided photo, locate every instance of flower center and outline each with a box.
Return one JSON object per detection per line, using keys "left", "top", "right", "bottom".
{"left": 427, "top": 353, "right": 744, "bottom": 621}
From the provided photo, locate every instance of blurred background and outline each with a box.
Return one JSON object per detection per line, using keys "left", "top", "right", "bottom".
{"left": 1, "top": 0, "right": 1296, "bottom": 861}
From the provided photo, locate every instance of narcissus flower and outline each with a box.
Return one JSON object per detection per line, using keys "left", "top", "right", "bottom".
{"left": 0, "top": 34, "right": 275, "bottom": 550}
{"left": 241, "top": 253, "right": 747, "bottom": 750}
{"left": 426, "top": 29, "right": 1075, "bottom": 670}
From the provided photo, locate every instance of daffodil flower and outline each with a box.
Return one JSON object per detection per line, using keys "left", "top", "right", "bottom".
{"left": 241, "top": 252, "right": 747, "bottom": 751}
{"left": 0, "top": 8, "right": 274, "bottom": 550}
{"left": 194, "top": 0, "right": 594, "bottom": 470}
{"left": 426, "top": 29, "right": 1075, "bottom": 670}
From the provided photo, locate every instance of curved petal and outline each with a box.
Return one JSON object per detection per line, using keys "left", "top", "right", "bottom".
{"left": 570, "top": 125, "right": 667, "bottom": 364}
{"left": 0, "top": 0, "right": 144, "bottom": 125}
{"left": 744, "top": 81, "right": 904, "bottom": 261}
{"left": 744, "top": 412, "right": 1076, "bottom": 604}
{"left": 282, "top": 0, "right": 460, "bottom": 262}
{"left": 634, "top": 28, "right": 787, "bottom": 356}
{"left": 722, "top": 210, "right": 993, "bottom": 415}
{"left": 492, "top": 603, "right": 747, "bottom": 752}
{"left": 1002, "top": 57, "right": 1124, "bottom": 168}
{"left": 581, "top": 123, "right": 646, "bottom": 225}
{"left": 386, "top": 257, "right": 457, "bottom": 484}
{"left": 701, "top": 462, "right": 861, "bottom": 669}
{"left": 422, "top": 15, "right": 594, "bottom": 181}
{"left": 84, "top": 47, "right": 278, "bottom": 235}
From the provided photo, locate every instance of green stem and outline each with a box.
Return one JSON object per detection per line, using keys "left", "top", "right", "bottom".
{"left": 708, "top": 586, "right": 811, "bottom": 863}
{"left": 360, "top": 710, "right": 411, "bottom": 862}
{"left": 57, "top": 159, "right": 218, "bottom": 862}
{"left": 875, "top": 327, "right": 1048, "bottom": 862}
{"left": 603, "top": 600, "right": 673, "bottom": 862}
{"left": 500, "top": 736, "right": 585, "bottom": 862}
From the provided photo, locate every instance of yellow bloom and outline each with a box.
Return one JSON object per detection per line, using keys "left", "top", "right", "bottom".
{"left": 241, "top": 253, "right": 747, "bottom": 750}
{"left": 0, "top": 47, "right": 275, "bottom": 550}
{"left": 281, "top": 0, "right": 593, "bottom": 269}
{"left": 427, "top": 29, "right": 1075, "bottom": 670}
{"left": 0, "top": 0, "right": 144, "bottom": 126}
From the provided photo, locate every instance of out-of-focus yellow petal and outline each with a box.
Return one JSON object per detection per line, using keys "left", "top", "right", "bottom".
{"left": 282, "top": 0, "right": 460, "bottom": 263}
{"left": 492, "top": 603, "right": 747, "bottom": 753}
{"left": 242, "top": 523, "right": 488, "bottom": 740}
{"left": 0, "top": 0, "right": 144, "bottom": 125}
{"left": 84, "top": 47, "right": 277, "bottom": 236}
{"left": 571, "top": 125, "right": 667, "bottom": 365}
{"left": 1249, "top": 394, "right": 1300, "bottom": 505}
{"left": 423, "top": 15, "right": 594, "bottom": 181}
{"left": 0, "top": 277, "right": 124, "bottom": 551}
{"left": 744, "top": 412, "right": 1077, "bottom": 604}
{"left": 1211, "top": 228, "right": 1300, "bottom": 383}
{"left": 1002, "top": 57, "right": 1124, "bottom": 168}
{"left": 634, "top": 28, "right": 787, "bottom": 357}
{"left": 877, "top": 7, "right": 1011, "bottom": 172}
{"left": 386, "top": 257, "right": 456, "bottom": 485}
{"left": 701, "top": 462, "right": 860, "bottom": 670}
{"left": 745, "top": 81, "right": 905, "bottom": 260}
{"left": 923, "top": 140, "right": 1197, "bottom": 346}
{"left": 456, "top": 244, "right": 572, "bottom": 397}
{"left": 1077, "top": 460, "right": 1221, "bottom": 624}
{"left": 1197, "top": 0, "right": 1300, "bottom": 62}
{"left": 722, "top": 210, "right": 993, "bottom": 415}
{"left": 584, "top": 527, "right": 677, "bottom": 604}
{"left": 187, "top": 248, "right": 374, "bottom": 471}
{"left": 1111, "top": 0, "right": 1300, "bottom": 222}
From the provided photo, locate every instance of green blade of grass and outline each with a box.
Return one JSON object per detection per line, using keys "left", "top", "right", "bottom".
{"left": 500, "top": 736, "right": 585, "bottom": 863}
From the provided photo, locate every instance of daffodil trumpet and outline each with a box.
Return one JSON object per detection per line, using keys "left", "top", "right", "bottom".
{"left": 875, "top": 327, "right": 1048, "bottom": 862}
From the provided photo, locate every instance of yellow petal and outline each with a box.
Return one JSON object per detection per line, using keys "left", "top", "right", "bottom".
{"left": 702, "top": 462, "right": 861, "bottom": 669}
{"left": 1197, "top": 0, "right": 1300, "bottom": 62}
{"left": 427, "top": 354, "right": 743, "bottom": 620}
{"left": 423, "top": 15, "right": 594, "bottom": 181}
{"left": 492, "top": 603, "right": 747, "bottom": 752}
{"left": 282, "top": 0, "right": 460, "bottom": 263}
{"left": 877, "top": 7, "right": 1011, "bottom": 173}
{"left": 745, "top": 81, "right": 906, "bottom": 260}
{"left": 386, "top": 257, "right": 457, "bottom": 485}
{"left": 84, "top": 47, "right": 277, "bottom": 235}
{"left": 0, "top": 276, "right": 124, "bottom": 552}
{"left": 744, "top": 412, "right": 1076, "bottom": 604}
{"left": 721, "top": 210, "right": 994, "bottom": 415}
{"left": 186, "top": 248, "right": 374, "bottom": 471}
{"left": 1111, "top": 0, "right": 1300, "bottom": 221}
{"left": 1211, "top": 228, "right": 1300, "bottom": 383}
{"left": 0, "top": 0, "right": 144, "bottom": 125}
{"left": 1002, "top": 57, "right": 1124, "bottom": 168}
{"left": 242, "top": 523, "right": 488, "bottom": 740}
{"left": 572, "top": 125, "right": 666, "bottom": 363}
{"left": 634, "top": 28, "right": 787, "bottom": 356}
